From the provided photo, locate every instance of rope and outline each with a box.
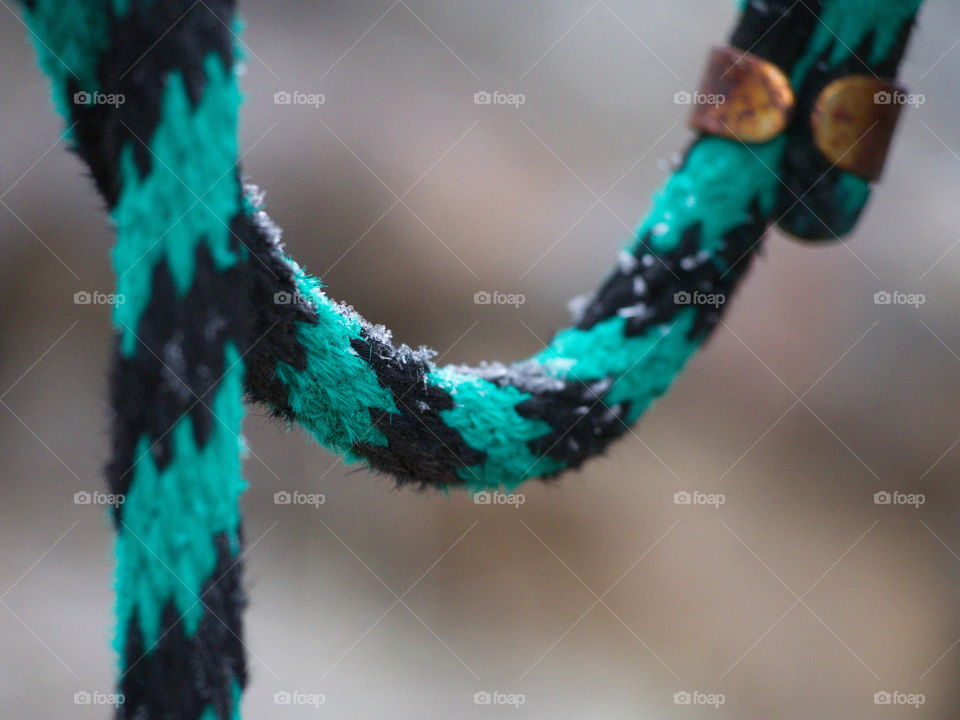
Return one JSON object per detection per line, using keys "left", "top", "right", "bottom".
{"left": 19, "top": 0, "right": 922, "bottom": 717}
{"left": 246, "top": 0, "right": 924, "bottom": 491}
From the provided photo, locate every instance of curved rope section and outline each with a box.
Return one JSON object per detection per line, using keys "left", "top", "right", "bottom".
{"left": 20, "top": 0, "right": 921, "bottom": 718}
{"left": 241, "top": 0, "right": 923, "bottom": 490}
{"left": 245, "top": 138, "right": 777, "bottom": 489}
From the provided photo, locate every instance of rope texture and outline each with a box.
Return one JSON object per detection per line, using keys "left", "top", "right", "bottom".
{"left": 19, "top": 0, "right": 922, "bottom": 717}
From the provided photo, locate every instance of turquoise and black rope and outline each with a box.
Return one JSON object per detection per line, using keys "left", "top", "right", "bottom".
{"left": 24, "top": 1, "right": 251, "bottom": 717}
{"left": 19, "top": 0, "right": 923, "bottom": 717}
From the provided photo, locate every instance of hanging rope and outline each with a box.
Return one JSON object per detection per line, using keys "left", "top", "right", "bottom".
{"left": 19, "top": 0, "right": 922, "bottom": 717}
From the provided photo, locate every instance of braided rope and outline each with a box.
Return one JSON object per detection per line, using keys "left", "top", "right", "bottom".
{"left": 20, "top": 0, "right": 922, "bottom": 717}
{"left": 241, "top": 0, "right": 922, "bottom": 492}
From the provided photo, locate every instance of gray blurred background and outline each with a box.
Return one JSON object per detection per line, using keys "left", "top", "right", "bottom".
{"left": 2, "top": 1, "right": 960, "bottom": 717}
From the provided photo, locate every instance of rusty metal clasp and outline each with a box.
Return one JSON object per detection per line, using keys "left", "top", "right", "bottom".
{"left": 688, "top": 46, "right": 794, "bottom": 144}
{"left": 810, "top": 75, "right": 905, "bottom": 181}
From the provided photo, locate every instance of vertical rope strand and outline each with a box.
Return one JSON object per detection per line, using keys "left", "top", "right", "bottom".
{"left": 22, "top": 1, "right": 251, "bottom": 717}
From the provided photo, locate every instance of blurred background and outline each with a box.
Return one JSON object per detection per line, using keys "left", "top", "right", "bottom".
{"left": 2, "top": 1, "right": 960, "bottom": 717}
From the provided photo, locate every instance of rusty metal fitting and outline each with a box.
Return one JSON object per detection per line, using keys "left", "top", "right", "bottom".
{"left": 810, "top": 75, "right": 905, "bottom": 181}
{"left": 688, "top": 45, "right": 794, "bottom": 144}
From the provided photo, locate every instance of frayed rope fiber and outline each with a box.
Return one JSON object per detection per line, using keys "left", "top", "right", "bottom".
{"left": 19, "top": 0, "right": 923, "bottom": 717}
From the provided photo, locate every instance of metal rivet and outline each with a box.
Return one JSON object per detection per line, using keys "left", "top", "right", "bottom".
{"left": 811, "top": 75, "right": 905, "bottom": 181}
{"left": 688, "top": 46, "right": 794, "bottom": 144}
